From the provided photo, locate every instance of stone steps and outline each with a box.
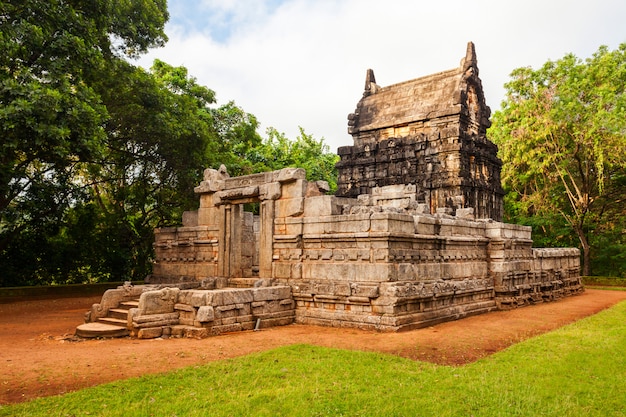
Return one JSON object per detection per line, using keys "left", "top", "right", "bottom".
{"left": 98, "top": 317, "right": 127, "bottom": 326}
{"left": 77, "top": 298, "right": 139, "bottom": 338}
{"left": 120, "top": 300, "right": 139, "bottom": 308}
{"left": 108, "top": 308, "right": 130, "bottom": 320}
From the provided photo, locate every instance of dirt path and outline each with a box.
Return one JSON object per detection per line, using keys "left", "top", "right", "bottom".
{"left": 2, "top": 289, "right": 625, "bottom": 405}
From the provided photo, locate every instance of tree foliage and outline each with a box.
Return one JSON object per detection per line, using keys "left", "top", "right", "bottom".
{"left": 246, "top": 127, "right": 339, "bottom": 192}
{"left": 0, "top": 0, "right": 168, "bottom": 270}
{"left": 490, "top": 44, "right": 626, "bottom": 276}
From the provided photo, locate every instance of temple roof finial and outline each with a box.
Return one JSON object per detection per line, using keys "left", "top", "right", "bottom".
{"left": 462, "top": 41, "right": 478, "bottom": 74}
{"left": 363, "top": 69, "right": 378, "bottom": 96}
{"left": 365, "top": 68, "right": 376, "bottom": 88}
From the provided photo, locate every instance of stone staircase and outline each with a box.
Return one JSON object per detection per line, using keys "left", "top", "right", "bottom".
{"left": 77, "top": 283, "right": 297, "bottom": 339}
{"left": 75, "top": 299, "right": 138, "bottom": 338}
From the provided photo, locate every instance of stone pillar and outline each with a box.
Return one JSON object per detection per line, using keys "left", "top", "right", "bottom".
{"left": 218, "top": 205, "right": 229, "bottom": 277}
{"left": 259, "top": 200, "right": 275, "bottom": 278}
{"left": 229, "top": 204, "right": 243, "bottom": 278}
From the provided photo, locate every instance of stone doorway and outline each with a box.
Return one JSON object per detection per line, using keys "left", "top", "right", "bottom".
{"left": 221, "top": 203, "right": 262, "bottom": 281}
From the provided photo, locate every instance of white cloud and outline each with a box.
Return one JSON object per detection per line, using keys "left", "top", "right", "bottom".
{"left": 137, "top": 0, "right": 626, "bottom": 151}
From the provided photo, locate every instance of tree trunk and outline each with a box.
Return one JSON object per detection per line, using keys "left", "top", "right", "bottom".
{"left": 575, "top": 226, "right": 591, "bottom": 276}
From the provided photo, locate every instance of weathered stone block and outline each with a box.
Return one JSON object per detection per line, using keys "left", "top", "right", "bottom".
{"left": 280, "top": 179, "right": 307, "bottom": 199}
{"left": 127, "top": 308, "right": 138, "bottom": 328}
{"left": 133, "top": 312, "right": 179, "bottom": 328}
{"left": 259, "top": 182, "right": 281, "bottom": 200}
{"left": 276, "top": 198, "right": 305, "bottom": 218}
{"left": 137, "top": 327, "right": 163, "bottom": 339}
{"left": 178, "top": 311, "right": 196, "bottom": 326}
{"left": 275, "top": 167, "right": 306, "bottom": 183}
{"left": 253, "top": 286, "right": 292, "bottom": 302}
{"left": 282, "top": 219, "right": 303, "bottom": 235}
{"left": 273, "top": 262, "right": 292, "bottom": 279}
{"left": 182, "top": 211, "right": 198, "bottom": 227}
{"left": 205, "top": 291, "right": 223, "bottom": 305}
{"left": 485, "top": 222, "right": 532, "bottom": 239}
{"left": 326, "top": 214, "right": 371, "bottom": 233}
{"left": 370, "top": 213, "right": 414, "bottom": 233}
{"left": 138, "top": 288, "right": 179, "bottom": 315}
{"left": 174, "top": 303, "right": 194, "bottom": 312}
{"left": 212, "top": 323, "right": 243, "bottom": 335}
{"left": 190, "top": 291, "right": 208, "bottom": 307}
{"left": 350, "top": 284, "right": 379, "bottom": 298}
{"left": 279, "top": 299, "right": 294, "bottom": 307}
{"left": 455, "top": 208, "right": 475, "bottom": 219}
{"left": 334, "top": 283, "right": 351, "bottom": 296}
{"left": 177, "top": 290, "right": 193, "bottom": 305}
{"left": 196, "top": 306, "right": 214, "bottom": 322}
{"left": 303, "top": 196, "right": 352, "bottom": 217}
{"left": 185, "top": 327, "right": 209, "bottom": 338}
{"left": 197, "top": 207, "right": 219, "bottom": 226}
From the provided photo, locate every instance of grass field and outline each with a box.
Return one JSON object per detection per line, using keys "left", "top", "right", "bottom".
{"left": 2, "top": 300, "right": 625, "bottom": 417}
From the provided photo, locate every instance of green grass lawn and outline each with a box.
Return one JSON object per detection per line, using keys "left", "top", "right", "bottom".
{"left": 3, "top": 300, "right": 626, "bottom": 417}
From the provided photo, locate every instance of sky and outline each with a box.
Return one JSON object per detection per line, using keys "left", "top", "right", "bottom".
{"left": 136, "top": 0, "right": 626, "bottom": 151}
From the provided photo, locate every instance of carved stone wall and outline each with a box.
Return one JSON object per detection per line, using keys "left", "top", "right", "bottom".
{"left": 268, "top": 191, "right": 582, "bottom": 331}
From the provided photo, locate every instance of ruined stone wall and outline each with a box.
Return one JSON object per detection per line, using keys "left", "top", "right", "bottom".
{"left": 151, "top": 226, "right": 220, "bottom": 283}
{"left": 492, "top": 246, "right": 582, "bottom": 309}
{"left": 127, "top": 286, "right": 295, "bottom": 339}
{"left": 268, "top": 190, "right": 582, "bottom": 331}
{"left": 148, "top": 169, "right": 582, "bottom": 334}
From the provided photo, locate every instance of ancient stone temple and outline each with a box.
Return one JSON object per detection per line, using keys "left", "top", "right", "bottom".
{"left": 337, "top": 42, "right": 504, "bottom": 221}
{"left": 79, "top": 42, "right": 583, "bottom": 339}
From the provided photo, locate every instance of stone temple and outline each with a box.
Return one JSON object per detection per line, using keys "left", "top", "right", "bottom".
{"left": 78, "top": 42, "right": 583, "bottom": 339}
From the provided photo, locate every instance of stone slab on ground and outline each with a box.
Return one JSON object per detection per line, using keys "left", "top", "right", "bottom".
{"left": 75, "top": 322, "right": 129, "bottom": 338}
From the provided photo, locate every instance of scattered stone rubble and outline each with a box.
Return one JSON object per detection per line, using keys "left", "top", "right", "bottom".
{"left": 80, "top": 42, "right": 583, "bottom": 339}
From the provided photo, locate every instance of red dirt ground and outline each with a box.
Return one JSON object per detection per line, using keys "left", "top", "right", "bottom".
{"left": 1, "top": 289, "right": 625, "bottom": 405}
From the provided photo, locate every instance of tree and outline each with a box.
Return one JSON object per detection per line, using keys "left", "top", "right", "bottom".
{"left": 247, "top": 127, "right": 339, "bottom": 192}
{"left": 0, "top": 0, "right": 169, "bottom": 285}
{"left": 490, "top": 44, "right": 626, "bottom": 276}
{"left": 0, "top": 0, "right": 168, "bottom": 254}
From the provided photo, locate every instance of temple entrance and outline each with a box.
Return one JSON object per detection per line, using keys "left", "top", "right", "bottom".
{"left": 239, "top": 204, "right": 261, "bottom": 278}
{"left": 218, "top": 197, "right": 275, "bottom": 283}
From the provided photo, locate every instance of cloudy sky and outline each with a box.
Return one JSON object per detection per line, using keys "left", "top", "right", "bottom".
{"left": 136, "top": 0, "right": 626, "bottom": 151}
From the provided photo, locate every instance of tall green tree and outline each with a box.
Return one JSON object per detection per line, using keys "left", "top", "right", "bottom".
{"left": 85, "top": 59, "right": 214, "bottom": 281}
{"left": 490, "top": 44, "right": 626, "bottom": 276}
{"left": 0, "top": 0, "right": 168, "bottom": 253}
{"left": 0, "top": 0, "right": 168, "bottom": 285}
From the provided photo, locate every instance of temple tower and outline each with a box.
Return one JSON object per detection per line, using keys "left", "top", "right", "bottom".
{"left": 336, "top": 42, "right": 504, "bottom": 220}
